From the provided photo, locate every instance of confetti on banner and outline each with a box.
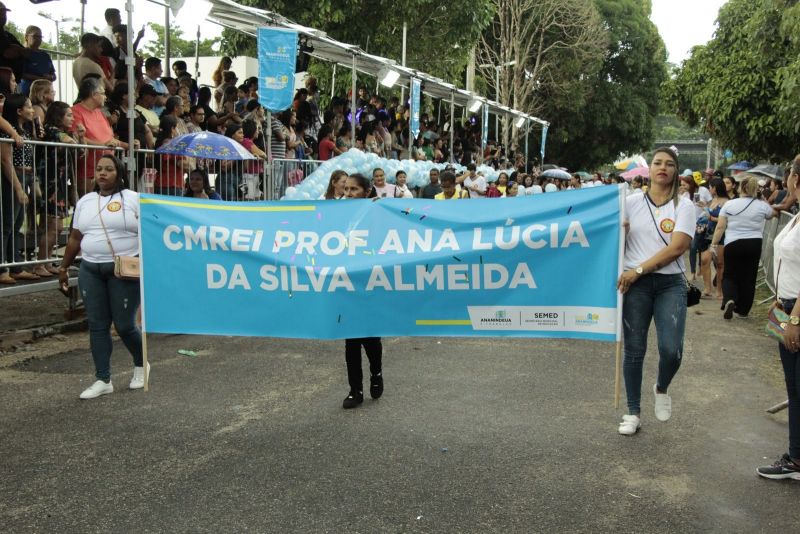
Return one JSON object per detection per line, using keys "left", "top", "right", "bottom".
{"left": 419, "top": 215, "right": 427, "bottom": 221}
{"left": 505, "top": 218, "right": 514, "bottom": 226}
{"left": 453, "top": 256, "right": 462, "bottom": 262}
{"left": 317, "top": 212, "right": 322, "bottom": 220}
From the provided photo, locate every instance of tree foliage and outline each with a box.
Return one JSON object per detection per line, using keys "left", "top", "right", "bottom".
{"left": 478, "top": 0, "right": 607, "bottom": 151}
{"left": 141, "top": 23, "right": 220, "bottom": 59}
{"left": 664, "top": 0, "right": 799, "bottom": 162}
{"left": 542, "top": 0, "right": 667, "bottom": 169}
{"left": 221, "top": 0, "right": 494, "bottom": 83}
{"left": 219, "top": 0, "right": 668, "bottom": 168}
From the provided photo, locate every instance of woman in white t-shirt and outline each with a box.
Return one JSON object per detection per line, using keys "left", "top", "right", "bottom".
{"left": 757, "top": 164, "right": 800, "bottom": 480}
{"left": 57, "top": 155, "right": 145, "bottom": 400}
{"left": 709, "top": 176, "right": 775, "bottom": 319}
{"left": 616, "top": 147, "right": 694, "bottom": 436}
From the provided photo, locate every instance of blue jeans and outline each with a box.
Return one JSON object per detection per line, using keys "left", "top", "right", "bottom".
{"left": 780, "top": 298, "right": 800, "bottom": 459}
{"left": 79, "top": 261, "right": 143, "bottom": 381}
{"left": 623, "top": 273, "right": 687, "bottom": 415}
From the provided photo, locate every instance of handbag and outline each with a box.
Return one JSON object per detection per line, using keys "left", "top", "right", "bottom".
{"left": 97, "top": 193, "right": 140, "bottom": 281}
{"left": 643, "top": 195, "right": 701, "bottom": 307}
{"left": 766, "top": 215, "right": 800, "bottom": 343}
{"left": 765, "top": 301, "right": 790, "bottom": 343}
{"left": 114, "top": 255, "right": 140, "bottom": 280}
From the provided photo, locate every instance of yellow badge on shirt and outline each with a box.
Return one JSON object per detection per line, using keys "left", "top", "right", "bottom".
{"left": 660, "top": 218, "right": 675, "bottom": 233}
{"left": 107, "top": 201, "right": 122, "bottom": 213}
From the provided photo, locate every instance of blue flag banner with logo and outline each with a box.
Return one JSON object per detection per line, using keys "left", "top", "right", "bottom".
{"left": 257, "top": 27, "right": 297, "bottom": 112}
{"left": 409, "top": 78, "right": 421, "bottom": 139}
{"left": 540, "top": 125, "right": 548, "bottom": 162}
{"left": 140, "top": 187, "right": 624, "bottom": 341}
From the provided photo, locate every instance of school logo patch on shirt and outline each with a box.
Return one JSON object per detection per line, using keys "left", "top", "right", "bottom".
{"left": 107, "top": 201, "right": 122, "bottom": 213}
{"left": 660, "top": 218, "right": 675, "bottom": 233}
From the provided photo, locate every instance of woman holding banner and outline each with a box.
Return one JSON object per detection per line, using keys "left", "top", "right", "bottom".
{"left": 616, "top": 147, "right": 694, "bottom": 435}
{"left": 757, "top": 161, "right": 800, "bottom": 480}
{"left": 339, "top": 173, "right": 383, "bottom": 409}
{"left": 58, "top": 155, "right": 145, "bottom": 400}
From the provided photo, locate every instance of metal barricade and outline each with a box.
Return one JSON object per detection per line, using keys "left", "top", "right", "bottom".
{"left": 270, "top": 158, "right": 322, "bottom": 200}
{"left": 758, "top": 210, "right": 795, "bottom": 301}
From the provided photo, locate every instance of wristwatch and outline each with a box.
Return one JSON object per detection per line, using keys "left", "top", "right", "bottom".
{"left": 635, "top": 265, "right": 644, "bottom": 275}
{"left": 790, "top": 316, "right": 800, "bottom": 326}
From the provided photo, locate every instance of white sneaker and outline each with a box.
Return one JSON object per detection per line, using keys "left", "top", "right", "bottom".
{"left": 129, "top": 363, "right": 150, "bottom": 390}
{"left": 80, "top": 380, "right": 114, "bottom": 399}
{"left": 654, "top": 384, "right": 672, "bottom": 421}
{"left": 618, "top": 415, "right": 641, "bottom": 435}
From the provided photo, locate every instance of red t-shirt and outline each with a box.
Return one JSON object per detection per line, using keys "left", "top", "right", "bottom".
{"left": 156, "top": 154, "right": 186, "bottom": 189}
{"left": 318, "top": 138, "right": 336, "bottom": 161}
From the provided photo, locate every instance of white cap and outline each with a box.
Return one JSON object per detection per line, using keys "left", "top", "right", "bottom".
{"left": 544, "top": 183, "right": 558, "bottom": 193}
{"left": 532, "top": 185, "right": 543, "bottom": 194}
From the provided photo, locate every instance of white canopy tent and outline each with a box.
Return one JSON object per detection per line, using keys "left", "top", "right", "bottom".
{"left": 202, "top": 0, "right": 549, "bottom": 162}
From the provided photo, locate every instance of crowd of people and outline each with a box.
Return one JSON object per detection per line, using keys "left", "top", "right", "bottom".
{"left": 0, "top": 2, "right": 799, "bottom": 483}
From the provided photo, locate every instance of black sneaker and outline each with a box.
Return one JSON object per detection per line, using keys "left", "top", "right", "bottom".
{"left": 342, "top": 391, "right": 363, "bottom": 409}
{"left": 757, "top": 454, "right": 800, "bottom": 480}
{"left": 723, "top": 300, "right": 735, "bottom": 320}
{"left": 370, "top": 374, "right": 383, "bottom": 399}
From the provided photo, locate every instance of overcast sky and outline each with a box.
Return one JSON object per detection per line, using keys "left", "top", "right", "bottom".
{"left": 4, "top": 0, "right": 728, "bottom": 65}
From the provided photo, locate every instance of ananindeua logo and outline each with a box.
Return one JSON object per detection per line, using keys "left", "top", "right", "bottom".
{"left": 481, "top": 310, "right": 512, "bottom": 324}
{"left": 575, "top": 312, "right": 600, "bottom": 326}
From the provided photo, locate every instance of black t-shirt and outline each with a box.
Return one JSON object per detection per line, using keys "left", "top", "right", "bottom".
{"left": 421, "top": 184, "right": 443, "bottom": 199}
{"left": 0, "top": 30, "right": 24, "bottom": 80}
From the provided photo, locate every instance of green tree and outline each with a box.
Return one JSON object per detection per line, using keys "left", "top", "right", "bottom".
{"left": 543, "top": 0, "right": 667, "bottom": 169}
{"left": 664, "top": 0, "right": 796, "bottom": 162}
{"left": 478, "top": 0, "right": 607, "bottom": 151}
{"left": 221, "top": 0, "right": 493, "bottom": 83}
{"left": 141, "top": 23, "right": 220, "bottom": 59}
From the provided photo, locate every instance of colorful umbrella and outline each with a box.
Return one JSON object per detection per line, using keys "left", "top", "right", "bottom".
{"left": 155, "top": 131, "right": 256, "bottom": 160}
{"left": 614, "top": 155, "right": 647, "bottom": 171}
{"left": 621, "top": 166, "right": 649, "bottom": 181}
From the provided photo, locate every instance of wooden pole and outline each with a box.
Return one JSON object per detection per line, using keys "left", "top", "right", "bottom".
{"left": 614, "top": 340, "right": 622, "bottom": 409}
{"left": 143, "top": 330, "right": 149, "bottom": 392}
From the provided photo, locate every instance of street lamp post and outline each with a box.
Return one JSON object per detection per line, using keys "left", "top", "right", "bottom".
{"left": 479, "top": 60, "right": 516, "bottom": 145}
{"left": 39, "top": 12, "right": 72, "bottom": 100}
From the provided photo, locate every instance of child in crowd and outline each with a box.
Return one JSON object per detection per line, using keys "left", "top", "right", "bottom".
{"left": 339, "top": 173, "right": 383, "bottom": 409}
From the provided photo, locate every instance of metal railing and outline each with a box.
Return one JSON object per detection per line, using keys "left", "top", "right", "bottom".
{"left": 0, "top": 136, "right": 291, "bottom": 283}
{"left": 759, "top": 209, "right": 796, "bottom": 300}
{"left": 271, "top": 158, "right": 322, "bottom": 199}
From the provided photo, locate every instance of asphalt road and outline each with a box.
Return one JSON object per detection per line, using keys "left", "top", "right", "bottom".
{"left": 0, "top": 296, "right": 797, "bottom": 533}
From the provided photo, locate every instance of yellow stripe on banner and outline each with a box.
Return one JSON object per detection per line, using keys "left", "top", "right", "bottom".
{"left": 140, "top": 198, "right": 316, "bottom": 212}
{"left": 415, "top": 320, "right": 472, "bottom": 326}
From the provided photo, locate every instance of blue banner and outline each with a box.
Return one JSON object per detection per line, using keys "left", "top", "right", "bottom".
{"left": 140, "top": 187, "right": 624, "bottom": 341}
{"left": 257, "top": 28, "right": 297, "bottom": 112}
{"left": 482, "top": 104, "right": 489, "bottom": 146}
{"left": 541, "top": 125, "right": 549, "bottom": 162}
{"left": 410, "top": 78, "right": 421, "bottom": 139}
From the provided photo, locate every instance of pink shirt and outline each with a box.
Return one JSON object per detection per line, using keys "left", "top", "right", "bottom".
{"left": 71, "top": 102, "right": 114, "bottom": 179}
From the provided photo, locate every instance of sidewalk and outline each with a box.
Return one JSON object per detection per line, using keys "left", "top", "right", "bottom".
{"left": 0, "top": 294, "right": 795, "bottom": 533}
